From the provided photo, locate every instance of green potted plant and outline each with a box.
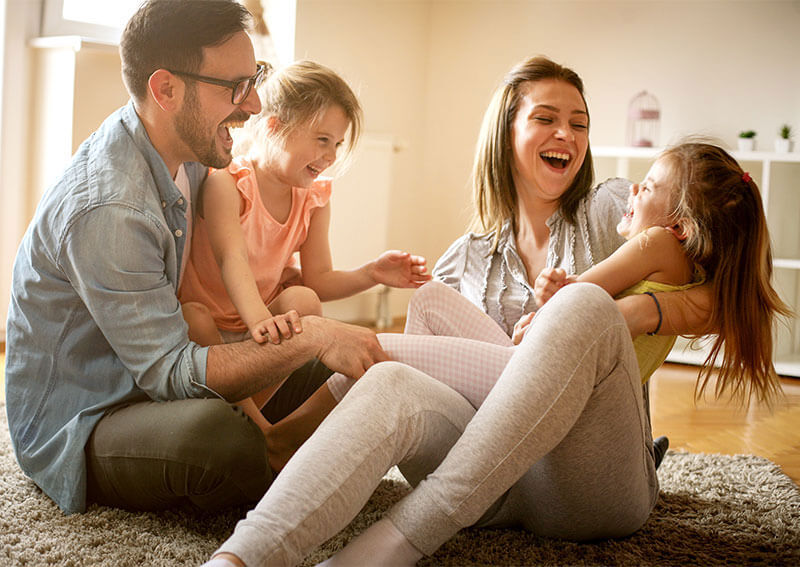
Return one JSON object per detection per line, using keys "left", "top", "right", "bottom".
{"left": 738, "top": 130, "right": 757, "bottom": 152}
{"left": 775, "top": 124, "right": 794, "bottom": 153}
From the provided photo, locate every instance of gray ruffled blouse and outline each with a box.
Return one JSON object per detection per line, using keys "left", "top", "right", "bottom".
{"left": 433, "top": 178, "right": 630, "bottom": 336}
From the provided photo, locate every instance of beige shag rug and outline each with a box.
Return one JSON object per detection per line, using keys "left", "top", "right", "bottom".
{"left": 2, "top": 403, "right": 799, "bottom": 566}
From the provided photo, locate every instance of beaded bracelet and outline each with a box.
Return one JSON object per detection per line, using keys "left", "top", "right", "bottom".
{"left": 643, "top": 291, "right": 662, "bottom": 336}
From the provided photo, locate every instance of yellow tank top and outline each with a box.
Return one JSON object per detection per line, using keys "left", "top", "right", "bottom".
{"left": 618, "top": 273, "right": 704, "bottom": 383}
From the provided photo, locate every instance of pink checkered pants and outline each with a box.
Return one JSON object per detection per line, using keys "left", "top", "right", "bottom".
{"left": 326, "top": 281, "right": 519, "bottom": 408}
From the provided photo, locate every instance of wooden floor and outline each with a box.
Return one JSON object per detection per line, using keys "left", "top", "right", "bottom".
{"left": 1, "top": 346, "right": 798, "bottom": 486}
{"left": 649, "top": 362, "right": 800, "bottom": 486}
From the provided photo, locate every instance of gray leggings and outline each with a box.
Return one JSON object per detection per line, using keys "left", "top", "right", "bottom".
{"left": 216, "top": 283, "right": 659, "bottom": 565}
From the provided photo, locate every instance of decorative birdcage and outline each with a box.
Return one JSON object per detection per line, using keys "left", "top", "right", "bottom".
{"left": 627, "top": 91, "right": 660, "bottom": 148}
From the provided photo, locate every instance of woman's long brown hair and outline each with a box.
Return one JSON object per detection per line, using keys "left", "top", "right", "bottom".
{"left": 470, "top": 56, "right": 594, "bottom": 248}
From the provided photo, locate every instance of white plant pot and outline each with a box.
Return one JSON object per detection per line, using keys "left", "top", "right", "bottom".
{"left": 737, "top": 138, "right": 756, "bottom": 152}
{"left": 774, "top": 138, "right": 794, "bottom": 153}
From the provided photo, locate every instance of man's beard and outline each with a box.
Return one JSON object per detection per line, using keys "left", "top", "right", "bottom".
{"left": 175, "top": 90, "right": 232, "bottom": 169}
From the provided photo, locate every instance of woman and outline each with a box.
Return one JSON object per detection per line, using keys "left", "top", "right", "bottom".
{"left": 205, "top": 56, "right": 713, "bottom": 567}
{"left": 434, "top": 56, "right": 625, "bottom": 336}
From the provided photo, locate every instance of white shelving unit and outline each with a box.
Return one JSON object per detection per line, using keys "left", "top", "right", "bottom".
{"left": 593, "top": 146, "right": 800, "bottom": 378}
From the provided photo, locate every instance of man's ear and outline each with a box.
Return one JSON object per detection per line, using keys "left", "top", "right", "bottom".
{"left": 147, "top": 69, "right": 184, "bottom": 112}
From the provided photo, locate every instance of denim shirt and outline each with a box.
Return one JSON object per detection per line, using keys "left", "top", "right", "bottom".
{"left": 4, "top": 102, "right": 219, "bottom": 514}
{"left": 433, "top": 178, "right": 629, "bottom": 335}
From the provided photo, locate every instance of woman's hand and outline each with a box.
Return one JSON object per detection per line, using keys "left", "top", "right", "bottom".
{"left": 512, "top": 311, "right": 536, "bottom": 345}
{"left": 533, "top": 267, "right": 576, "bottom": 307}
{"left": 370, "top": 250, "right": 432, "bottom": 288}
{"left": 250, "top": 311, "right": 302, "bottom": 344}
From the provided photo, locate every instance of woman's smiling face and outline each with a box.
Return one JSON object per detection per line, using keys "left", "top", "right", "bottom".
{"left": 510, "top": 79, "right": 589, "bottom": 207}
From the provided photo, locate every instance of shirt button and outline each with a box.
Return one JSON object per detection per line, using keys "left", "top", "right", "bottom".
{"left": 175, "top": 229, "right": 183, "bottom": 238}
{"left": 177, "top": 198, "right": 184, "bottom": 205}
{"left": 161, "top": 201, "right": 167, "bottom": 208}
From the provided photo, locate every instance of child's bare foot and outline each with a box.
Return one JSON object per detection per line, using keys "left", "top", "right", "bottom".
{"left": 264, "top": 384, "right": 339, "bottom": 472}
{"left": 264, "top": 422, "right": 301, "bottom": 472}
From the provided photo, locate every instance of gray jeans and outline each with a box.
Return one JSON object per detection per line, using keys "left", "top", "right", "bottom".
{"left": 85, "top": 358, "right": 332, "bottom": 511}
{"left": 216, "top": 284, "right": 659, "bottom": 565}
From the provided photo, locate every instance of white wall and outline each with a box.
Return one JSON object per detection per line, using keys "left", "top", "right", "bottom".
{"left": 0, "top": 0, "right": 40, "bottom": 341}
{"left": 295, "top": 0, "right": 800, "bottom": 321}
{"left": 295, "top": 0, "right": 434, "bottom": 317}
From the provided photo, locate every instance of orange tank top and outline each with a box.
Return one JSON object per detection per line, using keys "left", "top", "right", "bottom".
{"left": 178, "top": 156, "right": 331, "bottom": 331}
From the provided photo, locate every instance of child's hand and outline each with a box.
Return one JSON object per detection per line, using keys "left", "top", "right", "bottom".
{"left": 250, "top": 311, "right": 303, "bottom": 345}
{"left": 371, "top": 250, "right": 432, "bottom": 288}
{"left": 512, "top": 311, "right": 536, "bottom": 345}
{"left": 533, "top": 267, "right": 576, "bottom": 307}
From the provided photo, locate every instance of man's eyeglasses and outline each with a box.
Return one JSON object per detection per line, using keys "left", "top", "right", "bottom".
{"left": 168, "top": 61, "right": 268, "bottom": 105}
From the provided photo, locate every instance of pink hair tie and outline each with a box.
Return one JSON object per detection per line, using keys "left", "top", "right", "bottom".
{"left": 742, "top": 172, "right": 752, "bottom": 183}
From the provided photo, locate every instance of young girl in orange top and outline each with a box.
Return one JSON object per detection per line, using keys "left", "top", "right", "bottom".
{"left": 178, "top": 60, "right": 430, "bottom": 433}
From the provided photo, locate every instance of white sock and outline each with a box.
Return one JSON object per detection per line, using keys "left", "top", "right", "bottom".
{"left": 316, "top": 518, "right": 424, "bottom": 567}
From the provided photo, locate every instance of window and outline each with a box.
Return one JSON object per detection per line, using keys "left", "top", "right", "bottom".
{"left": 40, "top": 0, "right": 140, "bottom": 43}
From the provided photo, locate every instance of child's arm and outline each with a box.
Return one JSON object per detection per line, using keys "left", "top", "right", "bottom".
{"left": 299, "top": 204, "right": 431, "bottom": 301}
{"left": 617, "top": 284, "right": 713, "bottom": 337}
{"left": 534, "top": 227, "right": 690, "bottom": 306}
{"left": 202, "top": 170, "right": 299, "bottom": 343}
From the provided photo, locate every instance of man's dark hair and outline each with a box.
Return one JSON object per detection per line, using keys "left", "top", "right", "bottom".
{"left": 120, "top": 0, "right": 252, "bottom": 103}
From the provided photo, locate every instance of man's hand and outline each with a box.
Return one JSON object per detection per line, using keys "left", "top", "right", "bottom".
{"left": 533, "top": 267, "right": 576, "bottom": 307}
{"left": 306, "top": 316, "right": 390, "bottom": 378}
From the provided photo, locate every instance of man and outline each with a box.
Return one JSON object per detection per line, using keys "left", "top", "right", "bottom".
{"left": 5, "top": 0, "right": 386, "bottom": 515}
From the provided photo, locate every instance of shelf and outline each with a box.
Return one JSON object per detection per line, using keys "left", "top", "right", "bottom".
{"left": 666, "top": 336, "right": 714, "bottom": 367}
{"left": 776, "top": 355, "right": 800, "bottom": 379}
{"left": 593, "top": 145, "right": 800, "bottom": 163}
{"left": 593, "top": 146, "right": 661, "bottom": 159}
{"left": 731, "top": 150, "right": 800, "bottom": 163}
{"left": 666, "top": 337, "right": 800, "bottom": 378}
{"left": 774, "top": 259, "right": 800, "bottom": 270}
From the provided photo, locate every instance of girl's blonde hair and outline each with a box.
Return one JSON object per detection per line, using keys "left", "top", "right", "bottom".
{"left": 235, "top": 60, "right": 363, "bottom": 171}
{"left": 660, "top": 142, "right": 792, "bottom": 406}
{"left": 470, "top": 56, "right": 594, "bottom": 246}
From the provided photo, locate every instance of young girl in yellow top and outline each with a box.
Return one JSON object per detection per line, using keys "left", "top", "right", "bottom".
{"left": 178, "top": 60, "right": 430, "bottom": 433}
{"left": 324, "top": 141, "right": 788, "bottom": 412}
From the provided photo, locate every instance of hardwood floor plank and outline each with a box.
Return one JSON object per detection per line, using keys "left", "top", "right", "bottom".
{"left": 650, "top": 362, "right": 800, "bottom": 486}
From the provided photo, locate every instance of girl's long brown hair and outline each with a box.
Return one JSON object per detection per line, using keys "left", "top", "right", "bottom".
{"left": 661, "top": 142, "right": 792, "bottom": 406}
{"left": 470, "top": 56, "right": 594, "bottom": 248}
